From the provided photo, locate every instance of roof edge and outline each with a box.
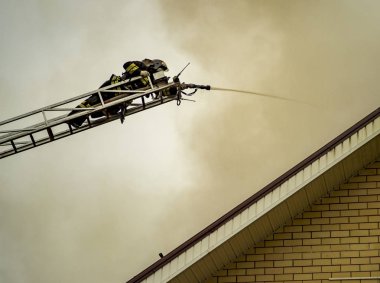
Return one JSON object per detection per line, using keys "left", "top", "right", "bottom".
{"left": 127, "top": 107, "right": 380, "bottom": 283}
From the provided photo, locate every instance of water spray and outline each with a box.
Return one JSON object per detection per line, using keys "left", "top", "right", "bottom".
{"left": 180, "top": 84, "right": 309, "bottom": 105}
{"left": 210, "top": 87, "right": 300, "bottom": 103}
{"left": 175, "top": 63, "right": 308, "bottom": 105}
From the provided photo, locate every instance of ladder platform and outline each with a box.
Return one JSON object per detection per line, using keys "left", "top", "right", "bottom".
{"left": 0, "top": 76, "right": 180, "bottom": 159}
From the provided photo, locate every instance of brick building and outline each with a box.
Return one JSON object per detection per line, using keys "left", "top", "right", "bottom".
{"left": 127, "top": 108, "right": 380, "bottom": 283}
{"left": 205, "top": 165, "right": 380, "bottom": 283}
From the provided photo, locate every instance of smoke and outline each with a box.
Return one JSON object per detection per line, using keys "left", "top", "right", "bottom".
{"left": 1, "top": 1, "right": 380, "bottom": 283}
{"left": 0, "top": 1, "right": 190, "bottom": 282}
{"left": 154, "top": 0, "right": 380, "bottom": 248}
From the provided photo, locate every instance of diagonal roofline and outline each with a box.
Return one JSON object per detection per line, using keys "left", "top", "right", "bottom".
{"left": 127, "top": 107, "right": 380, "bottom": 283}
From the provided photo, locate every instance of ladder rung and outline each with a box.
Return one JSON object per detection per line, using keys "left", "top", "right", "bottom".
{"left": 10, "top": 140, "right": 17, "bottom": 153}
{"left": 30, "top": 134, "right": 36, "bottom": 146}
{"left": 47, "top": 128, "right": 55, "bottom": 141}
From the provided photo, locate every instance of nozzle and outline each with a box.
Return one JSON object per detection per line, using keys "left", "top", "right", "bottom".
{"left": 184, "top": 84, "right": 211, "bottom": 90}
{"left": 199, "top": 84, "right": 211, "bottom": 90}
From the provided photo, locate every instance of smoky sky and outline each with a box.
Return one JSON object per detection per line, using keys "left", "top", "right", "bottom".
{"left": 1, "top": 1, "right": 380, "bottom": 283}
{"left": 155, "top": 0, "right": 380, "bottom": 275}
{"left": 157, "top": 0, "right": 380, "bottom": 192}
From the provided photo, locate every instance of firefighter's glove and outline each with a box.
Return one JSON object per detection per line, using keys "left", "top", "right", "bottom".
{"left": 140, "top": 70, "right": 150, "bottom": 77}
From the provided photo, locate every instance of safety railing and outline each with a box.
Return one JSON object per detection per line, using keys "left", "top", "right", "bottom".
{"left": 0, "top": 76, "right": 179, "bottom": 159}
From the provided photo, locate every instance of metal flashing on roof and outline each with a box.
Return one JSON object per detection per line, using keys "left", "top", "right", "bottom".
{"left": 127, "top": 107, "right": 380, "bottom": 283}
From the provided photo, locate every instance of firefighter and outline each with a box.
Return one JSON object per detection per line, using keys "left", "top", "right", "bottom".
{"left": 68, "top": 73, "right": 126, "bottom": 128}
{"left": 121, "top": 59, "right": 168, "bottom": 88}
{"left": 68, "top": 59, "right": 169, "bottom": 128}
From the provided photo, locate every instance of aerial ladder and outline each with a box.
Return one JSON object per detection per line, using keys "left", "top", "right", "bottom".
{"left": 0, "top": 67, "right": 210, "bottom": 159}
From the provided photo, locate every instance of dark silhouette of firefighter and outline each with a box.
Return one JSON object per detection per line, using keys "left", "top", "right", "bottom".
{"left": 68, "top": 59, "right": 168, "bottom": 128}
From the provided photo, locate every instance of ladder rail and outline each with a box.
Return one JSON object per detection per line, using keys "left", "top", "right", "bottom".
{"left": 0, "top": 76, "right": 143, "bottom": 126}
{"left": 0, "top": 80, "right": 180, "bottom": 159}
{"left": 0, "top": 82, "right": 177, "bottom": 143}
{"left": 0, "top": 95, "right": 178, "bottom": 159}
{"left": 0, "top": 78, "right": 156, "bottom": 138}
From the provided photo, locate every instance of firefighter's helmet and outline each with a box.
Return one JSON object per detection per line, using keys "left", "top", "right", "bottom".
{"left": 152, "top": 59, "right": 168, "bottom": 72}
{"left": 142, "top": 58, "right": 153, "bottom": 67}
{"left": 142, "top": 58, "right": 168, "bottom": 72}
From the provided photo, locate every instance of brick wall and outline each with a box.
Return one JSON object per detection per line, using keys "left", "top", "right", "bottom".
{"left": 205, "top": 161, "right": 380, "bottom": 283}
